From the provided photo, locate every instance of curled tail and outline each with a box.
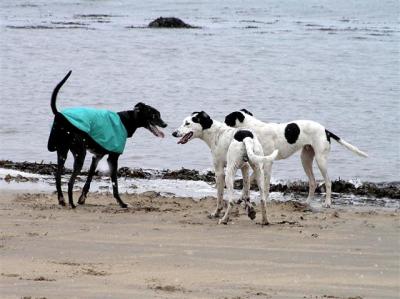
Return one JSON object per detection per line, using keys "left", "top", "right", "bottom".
{"left": 243, "top": 138, "right": 279, "bottom": 164}
{"left": 325, "top": 129, "right": 368, "bottom": 158}
{"left": 51, "top": 70, "right": 72, "bottom": 115}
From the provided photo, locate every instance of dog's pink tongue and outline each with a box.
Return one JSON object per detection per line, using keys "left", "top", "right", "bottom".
{"left": 157, "top": 129, "right": 165, "bottom": 138}
{"left": 151, "top": 125, "right": 165, "bottom": 138}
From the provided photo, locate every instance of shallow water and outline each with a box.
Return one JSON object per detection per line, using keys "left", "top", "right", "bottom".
{"left": 0, "top": 0, "right": 399, "bottom": 182}
{"left": 1, "top": 168, "right": 398, "bottom": 209}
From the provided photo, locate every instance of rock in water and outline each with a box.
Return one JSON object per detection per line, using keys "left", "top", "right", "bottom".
{"left": 148, "top": 17, "right": 195, "bottom": 28}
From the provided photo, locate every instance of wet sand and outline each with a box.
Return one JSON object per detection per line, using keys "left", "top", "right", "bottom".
{"left": 0, "top": 191, "right": 399, "bottom": 299}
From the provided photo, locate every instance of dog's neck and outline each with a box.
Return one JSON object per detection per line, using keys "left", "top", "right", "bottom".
{"left": 200, "top": 120, "right": 232, "bottom": 151}
{"left": 246, "top": 116, "right": 269, "bottom": 127}
{"left": 118, "top": 111, "right": 139, "bottom": 137}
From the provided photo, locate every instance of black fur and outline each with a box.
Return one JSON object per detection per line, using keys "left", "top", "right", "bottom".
{"left": 284, "top": 123, "right": 300, "bottom": 144}
{"left": 325, "top": 129, "right": 340, "bottom": 143}
{"left": 234, "top": 130, "right": 254, "bottom": 142}
{"left": 48, "top": 71, "right": 167, "bottom": 209}
{"left": 224, "top": 111, "right": 245, "bottom": 127}
{"left": 240, "top": 109, "right": 253, "bottom": 116}
{"left": 192, "top": 111, "right": 213, "bottom": 129}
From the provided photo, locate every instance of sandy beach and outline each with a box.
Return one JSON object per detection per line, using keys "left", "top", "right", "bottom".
{"left": 0, "top": 190, "right": 398, "bottom": 299}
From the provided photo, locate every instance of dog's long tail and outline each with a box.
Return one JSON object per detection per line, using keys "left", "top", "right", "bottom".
{"left": 325, "top": 129, "right": 368, "bottom": 158}
{"left": 51, "top": 71, "right": 72, "bottom": 115}
{"left": 243, "top": 138, "right": 279, "bottom": 164}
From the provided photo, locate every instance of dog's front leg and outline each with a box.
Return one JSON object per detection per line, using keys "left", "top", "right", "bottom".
{"left": 107, "top": 154, "right": 128, "bottom": 208}
{"left": 78, "top": 154, "right": 104, "bottom": 205}
{"left": 210, "top": 166, "right": 225, "bottom": 218}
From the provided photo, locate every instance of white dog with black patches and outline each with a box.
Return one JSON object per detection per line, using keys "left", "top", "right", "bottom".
{"left": 225, "top": 109, "right": 368, "bottom": 207}
{"left": 172, "top": 111, "right": 278, "bottom": 225}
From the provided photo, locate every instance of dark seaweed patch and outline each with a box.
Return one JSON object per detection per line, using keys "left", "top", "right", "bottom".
{"left": 1, "top": 160, "right": 399, "bottom": 200}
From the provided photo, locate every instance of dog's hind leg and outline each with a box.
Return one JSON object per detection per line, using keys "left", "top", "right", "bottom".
{"left": 78, "top": 154, "right": 104, "bottom": 205}
{"left": 55, "top": 148, "right": 68, "bottom": 206}
{"left": 107, "top": 153, "right": 127, "bottom": 208}
{"left": 240, "top": 163, "right": 256, "bottom": 220}
{"left": 301, "top": 145, "right": 316, "bottom": 203}
{"left": 253, "top": 164, "right": 268, "bottom": 225}
{"left": 315, "top": 153, "right": 332, "bottom": 208}
{"left": 240, "top": 163, "right": 250, "bottom": 202}
{"left": 68, "top": 147, "right": 86, "bottom": 208}
{"left": 219, "top": 163, "right": 238, "bottom": 225}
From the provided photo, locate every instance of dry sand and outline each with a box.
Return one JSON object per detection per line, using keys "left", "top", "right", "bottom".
{"left": 0, "top": 190, "right": 399, "bottom": 299}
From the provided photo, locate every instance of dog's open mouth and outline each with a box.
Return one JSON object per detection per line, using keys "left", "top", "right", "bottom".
{"left": 149, "top": 124, "right": 165, "bottom": 138}
{"left": 178, "top": 132, "right": 193, "bottom": 144}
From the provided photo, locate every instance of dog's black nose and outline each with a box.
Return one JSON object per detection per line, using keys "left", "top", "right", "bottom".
{"left": 172, "top": 131, "right": 178, "bottom": 137}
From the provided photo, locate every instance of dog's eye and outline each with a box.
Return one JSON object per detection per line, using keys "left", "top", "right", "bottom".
{"left": 185, "top": 122, "right": 190, "bottom": 126}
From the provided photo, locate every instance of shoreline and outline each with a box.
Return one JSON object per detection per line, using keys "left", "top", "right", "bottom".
{"left": 0, "top": 190, "right": 399, "bottom": 299}
{"left": 1, "top": 160, "right": 399, "bottom": 202}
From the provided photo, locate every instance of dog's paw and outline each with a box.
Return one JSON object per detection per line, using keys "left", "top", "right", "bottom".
{"left": 323, "top": 202, "right": 332, "bottom": 208}
{"left": 119, "top": 203, "right": 128, "bottom": 209}
{"left": 218, "top": 218, "right": 229, "bottom": 225}
{"left": 78, "top": 195, "right": 86, "bottom": 205}
{"left": 257, "top": 220, "right": 270, "bottom": 226}
{"left": 246, "top": 206, "right": 257, "bottom": 220}
{"left": 70, "top": 204, "right": 77, "bottom": 209}
{"left": 58, "top": 200, "right": 66, "bottom": 207}
{"left": 208, "top": 213, "right": 219, "bottom": 219}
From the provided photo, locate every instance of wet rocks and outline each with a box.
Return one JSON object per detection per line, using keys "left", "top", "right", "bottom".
{"left": 117, "top": 167, "right": 151, "bottom": 179}
{"left": 148, "top": 17, "right": 197, "bottom": 28}
{"left": 0, "top": 160, "right": 58, "bottom": 175}
{"left": 3, "top": 174, "right": 38, "bottom": 183}
{"left": 161, "top": 168, "right": 215, "bottom": 182}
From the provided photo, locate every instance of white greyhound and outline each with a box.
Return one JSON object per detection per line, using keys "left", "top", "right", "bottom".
{"left": 172, "top": 111, "right": 278, "bottom": 225}
{"left": 225, "top": 109, "right": 368, "bottom": 207}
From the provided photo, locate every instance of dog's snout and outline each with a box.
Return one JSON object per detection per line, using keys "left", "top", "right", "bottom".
{"left": 172, "top": 131, "right": 178, "bottom": 137}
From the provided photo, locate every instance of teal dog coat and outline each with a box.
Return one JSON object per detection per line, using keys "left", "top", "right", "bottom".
{"left": 61, "top": 107, "right": 128, "bottom": 154}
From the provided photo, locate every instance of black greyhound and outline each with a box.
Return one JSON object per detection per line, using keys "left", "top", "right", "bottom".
{"left": 48, "top": 71, "right": 167, "bottom": 208}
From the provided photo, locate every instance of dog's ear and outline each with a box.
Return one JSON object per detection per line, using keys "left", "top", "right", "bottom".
{"left": 135, "top": 102, "right": 146, "bottom": 110}
{"left": 192, "top": 111, "right": 213, "bottom": 129}
{"left": 225, "top": 111, "right": 245, "bottom": 127}
{"left": 240, "top": 109, "right": 253, "bottom": 116}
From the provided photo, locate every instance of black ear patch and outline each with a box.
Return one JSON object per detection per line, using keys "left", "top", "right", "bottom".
{"left": 284, "top": 123, "right": 300, "bottom": 144}
{"left": 225, "top": 112, "right": 245, "bottom": 127}
{"left": 240, "top": 109, "right": 253, "bottom": 116}
{"left": 234, "top": 130, "right": 253, "bottom": 142}
{"left": 192, "top": 111, "right": 213, "bottom": 130}
{"left": 135, "top": 102, "right": 145, "bottom": 108}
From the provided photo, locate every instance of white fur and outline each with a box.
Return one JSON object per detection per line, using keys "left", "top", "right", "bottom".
{"left": 173, "top": 113, "right": 278, "bottom": 225}
{"left": 228, "top": 112, "right": 368, "bottom": 207}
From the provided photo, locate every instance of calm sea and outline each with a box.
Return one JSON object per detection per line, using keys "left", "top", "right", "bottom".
{"left": 1, "top": 0, "right": 399, "bottom": 182}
